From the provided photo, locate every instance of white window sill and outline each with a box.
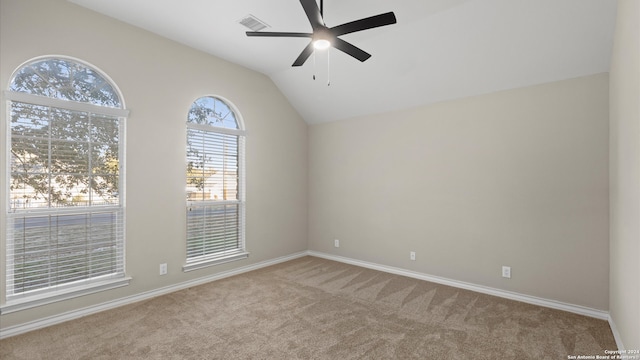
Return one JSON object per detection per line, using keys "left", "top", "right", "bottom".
{"left": 182, "top": 251, "right": 249, "bottom": 272}
{"left": 1, "top": 277, "right": 132, "bottom": 315}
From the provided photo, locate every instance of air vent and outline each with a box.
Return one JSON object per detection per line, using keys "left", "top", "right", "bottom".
{"left": 238, "top": 15, "right": 269, "bottom": 32}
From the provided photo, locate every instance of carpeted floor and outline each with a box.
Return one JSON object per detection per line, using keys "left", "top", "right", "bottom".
{"left": 1, "top": 256, "right": 617, "bottom": 359}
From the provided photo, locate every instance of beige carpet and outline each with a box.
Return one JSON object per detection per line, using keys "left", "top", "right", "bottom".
{"left": 1, "top": 256, "right": 617, "bottom": 359}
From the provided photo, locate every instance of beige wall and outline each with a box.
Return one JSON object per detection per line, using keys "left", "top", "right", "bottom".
{"left": 609, "top": 0, "right": 640, "bottom": 350}
{"left": 0, "top": 0, "right": 308, "bottom": 328}
{"left": 309, "top": 73, "right": 610, "bottom": 310}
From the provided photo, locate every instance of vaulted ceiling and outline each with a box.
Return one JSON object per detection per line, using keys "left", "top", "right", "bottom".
{"left": 69, "top": 0, "right": 617, "bottom": 124}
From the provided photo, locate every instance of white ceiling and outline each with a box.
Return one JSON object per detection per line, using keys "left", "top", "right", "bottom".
{"left": 69, "top": 0, "right": 617, "bottom": 124}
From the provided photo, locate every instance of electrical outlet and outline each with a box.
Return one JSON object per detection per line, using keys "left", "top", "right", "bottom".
{"left": 502, "top": 266, "right": 511, "bottom": 279}
{"left": 410, "top": 251, "right": 416, "bottom": 261}
{"left": 334, "top": 239, "right": 340, "bottom": 248}
{"left": 160, "top": 263, "right": 168, "bottom": 275}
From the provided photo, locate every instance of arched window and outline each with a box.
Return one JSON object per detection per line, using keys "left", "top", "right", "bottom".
{"left": 4, "top": 57, "right": 129, "bottom": 309}
{"left": 184, "top": 96, "right": 247, "bottom": 270}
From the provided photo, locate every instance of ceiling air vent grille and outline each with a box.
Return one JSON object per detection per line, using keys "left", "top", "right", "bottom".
{"left": 238, "top": 15, "right": 269, "bottom": 32}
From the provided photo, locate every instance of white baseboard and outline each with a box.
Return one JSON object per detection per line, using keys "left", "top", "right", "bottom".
{"left": 608, "top": 315, "right": 626, "bottom": 352}
{"left": 0, "top": 251, "right": 308, "bottom": 340}
{"left": 308, "top": 251, "right": 610, "bottom": 320}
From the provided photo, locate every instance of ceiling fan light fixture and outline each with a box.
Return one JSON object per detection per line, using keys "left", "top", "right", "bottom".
{"left": 245, "top": 0, "right": 397, "bottom": 67}
{"left": 313, "top": 39, "right": 331, "bottom": 50}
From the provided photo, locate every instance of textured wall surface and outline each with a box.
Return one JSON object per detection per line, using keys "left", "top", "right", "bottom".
{"left": 609, "top": 0, "right": 640, "bottom": 350}
{"left": 309, "top": 74, "right": 610, "bottom": 310}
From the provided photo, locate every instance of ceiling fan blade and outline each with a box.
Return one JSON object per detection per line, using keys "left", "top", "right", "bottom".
{"left": 300, "top": 0, "right": 324, "bottom": 30}
{"left": 292, "top": 42, "right": 315, "bottom": 67}
{"left": 332, "top": 38, "right": 371, "bottom": 62}
{"left": 330, "top": 12, "right": 397, "bottom": 36}
{"left": 246, "top": 31, "right": 312, "bottom": 38}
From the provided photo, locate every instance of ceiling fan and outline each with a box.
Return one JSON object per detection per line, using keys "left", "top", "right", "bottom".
{"left": 246, "top": 0, "right": 397, "bottom": 67}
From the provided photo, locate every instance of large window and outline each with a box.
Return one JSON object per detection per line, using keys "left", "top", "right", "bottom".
{"left": 184, "top": 96, "right": 246, "bottom": 271}
{"left": 3, "top": 57, "right": 129, "bottom": 311}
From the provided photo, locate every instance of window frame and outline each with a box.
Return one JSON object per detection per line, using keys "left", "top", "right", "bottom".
{"left": 183, "top": 95, "right": 247, "bottom": 272}
{"left": 2, "top": 56, "right": 131, "bottom": 313}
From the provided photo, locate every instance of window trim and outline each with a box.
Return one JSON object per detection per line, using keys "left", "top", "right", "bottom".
{"left": 183, "top": 96, "right": 247, "bottom": 271}
{"left": 0, "top": 276, "right": 131, "bottom": 315}
{"left": 3, "top": 91, "right": 130, "bottom": 118}
{"left": 4, "top": 56, "right": 129, "bottom": 309}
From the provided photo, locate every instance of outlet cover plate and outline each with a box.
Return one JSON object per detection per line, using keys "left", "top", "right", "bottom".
{"left": 502, "top": 266, "right": 511, "bottom": 278}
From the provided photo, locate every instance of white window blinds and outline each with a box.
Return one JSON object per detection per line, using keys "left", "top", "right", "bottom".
{"left": 7, "top": 208, "right": 125, "bottom": 297}
{"left": 5, "top": 58, "right": 127, "bottom": 304}
{"left": 185, "top": 97, "right": 246, "bottom": 269}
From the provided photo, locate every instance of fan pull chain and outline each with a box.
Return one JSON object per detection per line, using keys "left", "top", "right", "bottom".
{"left": 327, "top": 48, "right": 331, "bottom": 86}
{"left": 313, "top": 48, "right": 316, "bottom": 80}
